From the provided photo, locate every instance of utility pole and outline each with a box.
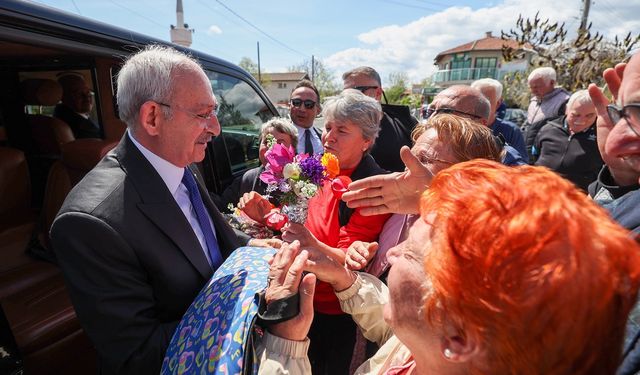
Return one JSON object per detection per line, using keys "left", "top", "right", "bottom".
{"left": 311, "top": 55, "right": 315, "bottom": 82}
{"left": 257, "top": 41, "right": 262, "bottom": 84}
{"left": 579, "top": 0, "right": 591, "bottom": 33}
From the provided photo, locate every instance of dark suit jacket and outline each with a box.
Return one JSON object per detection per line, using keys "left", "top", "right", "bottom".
{"left": 53, "top": 103, "right": 102, "bottom": 139}
{"left": 50, "top": 133, "right": 246, "bottom": 374}
{"left": 370, "top": 104, "right": 417, "bottom": 172}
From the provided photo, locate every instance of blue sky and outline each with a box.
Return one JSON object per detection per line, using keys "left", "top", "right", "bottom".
{"left": 32, "top": 0, "right": 640, "bottom": 85}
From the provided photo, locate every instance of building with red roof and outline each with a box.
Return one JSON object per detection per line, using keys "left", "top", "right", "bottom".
{"left": 432, "top": 31, "right": 535, "bottom": 87}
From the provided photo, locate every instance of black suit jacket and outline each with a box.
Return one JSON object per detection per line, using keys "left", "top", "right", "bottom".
{"left": 370, "top": 104, "right": 417, "bottom": 172}
{"left": 50, "top": 133, "right": 246, "bottom": 374}
{"left": 53, "top": 103, "right": 102, "bottom": 139}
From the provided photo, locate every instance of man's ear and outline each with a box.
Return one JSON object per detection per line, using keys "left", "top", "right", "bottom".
{"left": 138, "top": 101, "right": 163, "bottom": 136}
{"left": 375, "top": 87, "right": 383, "bottom": 102}
{"left": 440, "top": 325, "right": 482, "bottom": 363}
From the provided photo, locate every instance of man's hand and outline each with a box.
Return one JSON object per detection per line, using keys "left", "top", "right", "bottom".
{"left": 265, "top": 241, "right": 315, "bottom": 341}
{"left": 345, "top": 241, "right": 378, "bottom": 271}
{"left": 342, "top": 146, "right": 433, "bottom": 216}
{"left": 238, "top": 191, "right": 275, "bottom": 224}
{"left": 588, "top": 63, "right": 639, "bottom": 186}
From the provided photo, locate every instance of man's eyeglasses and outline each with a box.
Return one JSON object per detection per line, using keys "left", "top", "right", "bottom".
{"left": 157, "top": 102, "right": 219, "bottom": 120}
{"left": 290, "top": 98, "right": 316, "bottom": 109}
{"left": 353, "top": 85, "right": 379, "bottom": 93}
{"left": 607, "top": 103, "right": 640, "bottom": 137}
{"left": 425, "top": 107, "right": 482, "bottom": 120}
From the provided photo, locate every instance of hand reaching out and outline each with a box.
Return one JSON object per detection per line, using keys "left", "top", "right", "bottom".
{"left": 345, "top": 241, "right": 378, "bottom": 271}
{"left": 342, "top": 146, "right": 434, "bottom": 216}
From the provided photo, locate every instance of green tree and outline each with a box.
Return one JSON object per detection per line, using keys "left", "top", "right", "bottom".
{"left": 384, "top": 72, "right": 409, "bottom": 104}
{"left": 238, "top": 57, "right": 270, "bottom": 86}
{"left": 289, "top": 58, "right": 340, "bottom": 99}
{"left": 500, "top": 12, "right": 640, "bottom": 108}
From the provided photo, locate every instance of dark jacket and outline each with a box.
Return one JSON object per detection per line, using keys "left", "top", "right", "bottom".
{"left": 607, "top": 189, "right": 640, "bottom": 375}
{"left": 218, "top": 166, "right": 268, "bottom": 211}
{"left": 532, "top": 116, "right": 603, "bottom": 191}
{"left": 53, "top": 103, "right": 101, "bottom": 139}
{"left": 588, "top": 165, "right": 640, "bottom": 204}
{"left": 50, "top": 133, "right": 246, "bottom": 374}
{"left": 369, "top": 104, "right": 417, "bottom": 173}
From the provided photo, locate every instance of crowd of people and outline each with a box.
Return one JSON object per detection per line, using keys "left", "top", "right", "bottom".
{"left": 49, "top": 43, "right": 640, "bottom": 375}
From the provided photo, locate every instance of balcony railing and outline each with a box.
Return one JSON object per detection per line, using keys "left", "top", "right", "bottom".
{"left": 432, "top": 67, "right": 499, "bottom": 83}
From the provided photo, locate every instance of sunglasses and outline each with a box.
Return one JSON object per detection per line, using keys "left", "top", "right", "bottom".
{"left": 425, "top": 107, "right": 482, "bottom": 120}
{"left": 290, "top": 98, "right": 316, "bottom": 109}
{"left": 607, "top": 103, "right": 640, "bottom": 137}
{"left": 353, "top": 85, "right": 379, "bottom": 93}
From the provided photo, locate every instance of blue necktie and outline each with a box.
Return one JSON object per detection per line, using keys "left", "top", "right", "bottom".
{"left": 305, "top": 129, "right": 313, "bottom": 154}
{"left": 182, "top": 168, "right": 223, "bottom": 270}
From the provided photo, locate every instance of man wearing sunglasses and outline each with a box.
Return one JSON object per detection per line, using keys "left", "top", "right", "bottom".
{"left": 289, "top": 79, "right": 323, "bottom": 155}
{"left": 427, "top": 85, "right": 527, "bottom": 166}
{"left": 342, "top": 66, "right": 418, "bottom": 172}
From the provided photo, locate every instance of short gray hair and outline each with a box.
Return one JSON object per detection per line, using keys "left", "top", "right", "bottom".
{"left": 342, "top": 66, "right": 382, "bottom": 86}
{"left": 260, "top": 117, "right": 299, "bottom": 149}
{"left": 566, "top": 89, "right": 593, "bottom": 109}
{"left": 471, "top": 78, "right": 503, "bottom": 100}
{"left": 322, "top": 89, "right": 382, "bottom": 148}
{"left": 116, "top": 45, "right": 202, "bottom": 128}
{"left": 528, "top": 67, "right": 557, "bottom": 83}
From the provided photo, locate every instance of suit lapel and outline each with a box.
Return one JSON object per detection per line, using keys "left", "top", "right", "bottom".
{"left": 114, "top": 134, "right": 213, "bottom": 279}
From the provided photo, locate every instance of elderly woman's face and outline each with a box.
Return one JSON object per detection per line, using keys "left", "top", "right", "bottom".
{"left": 259, "top": 129, "right": 295, "bottom": 165}
{"left": 322, "top": 119, "right": 372, "bottom": 170}
{"left": 384, "top": 217, "right": 442, "bottom": 353}
{"left": 412, "top": 128, "right": 458, "bottom": 175}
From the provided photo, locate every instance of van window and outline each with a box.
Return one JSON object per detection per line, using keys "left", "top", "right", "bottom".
{"left": 207, "top": 71, "right": 273, "bottom": 174}
{"left": 19, "top": 69, "right": 103, "bottom": 139}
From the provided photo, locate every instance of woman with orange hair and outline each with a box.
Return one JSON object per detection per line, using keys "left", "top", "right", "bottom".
{"left": 258, "top": 159, "right": 640, "bottom": 375}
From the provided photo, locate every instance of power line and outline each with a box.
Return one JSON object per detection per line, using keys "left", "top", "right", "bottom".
{"left": 212, "top": 0, "right": 308, "bottom": 58}
{"left": 69, "top": 0, "right": 82, "bottom": 15}
{"left": 106, "top": 0, "right": 167, "bottom": 29}
{"left": 377, "top": 0, "right": 442, "bottom": 12}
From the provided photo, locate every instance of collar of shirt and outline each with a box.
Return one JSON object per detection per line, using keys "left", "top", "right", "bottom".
{"left": 127, "top": 129, "right": 184, "bottom": 197}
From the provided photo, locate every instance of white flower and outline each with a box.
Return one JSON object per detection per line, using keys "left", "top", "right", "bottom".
{"left": 293, "top": 180, "right": 305, "bottom": 197}
{"left": 283, "top": 163, "right": 301, "bottom": 180}
{"left": 300, "top": 183, "right": 318, "bottom": 199}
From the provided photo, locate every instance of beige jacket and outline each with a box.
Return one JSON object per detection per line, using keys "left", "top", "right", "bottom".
{"left": 257, "top": 273, "right": 412, "bottom": 375}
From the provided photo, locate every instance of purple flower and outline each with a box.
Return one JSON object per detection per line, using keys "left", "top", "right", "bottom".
{"left": 299, "top": 155, "right": 327, "bottom": 185}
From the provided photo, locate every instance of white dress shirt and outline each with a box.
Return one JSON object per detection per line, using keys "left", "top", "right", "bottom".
{"left": 127, "top": 130, "right": 217, "bottom": 266}
{"left": 294, "top": 125, "right": 323, "bottom": 155}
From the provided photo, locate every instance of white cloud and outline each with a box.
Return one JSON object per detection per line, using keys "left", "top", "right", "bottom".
{"left": 206, "top": 25, "right": 223, "bottom": 35}
{"left": 324, "top": 0, "right": 640, "bottom": 85}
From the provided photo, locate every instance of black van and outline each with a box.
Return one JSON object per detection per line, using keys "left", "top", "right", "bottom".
{"left": 0, "top": 1, "right": 276, "bottom": 373}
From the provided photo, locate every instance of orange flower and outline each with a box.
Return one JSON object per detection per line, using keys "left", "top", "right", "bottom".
{"left": 321, "top": 153, "right": 340, "bottom": 178}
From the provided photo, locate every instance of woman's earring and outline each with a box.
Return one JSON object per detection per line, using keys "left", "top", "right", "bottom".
{"left": 443, "top": 348, "right": 453, "bottom": 359}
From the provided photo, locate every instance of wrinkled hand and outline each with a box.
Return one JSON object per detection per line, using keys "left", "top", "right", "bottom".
{"left": 266, "top": 241, "right": 316, "bottom": 341}
{"left": 342, "top": 146, "right": 434, "bottom": 215}
{"left": 281, "top": 222, "right": 317, "bottom": 248}
{"left": 238, "top": 191, "right": 275, "bottom": 224}
{"left": 345, "top": 241, "right": 378, "bottom": 271}
{"left": 304, "top": 248, "right": 356, "bottom": 292}
{"left": 248, "top": 237, "right": 283, "bottom": 249}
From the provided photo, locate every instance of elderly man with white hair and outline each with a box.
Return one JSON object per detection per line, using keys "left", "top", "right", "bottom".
{"left": 471, "top": 78, "right": 527, "bottom": 158}
{"left": 523, "top": 67, "right": 571, "bottom": 161}
{"left": 531, "top": 89, "right": 603, "bottom": 191}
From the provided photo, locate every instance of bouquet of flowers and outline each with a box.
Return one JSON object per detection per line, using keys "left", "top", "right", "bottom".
{"left": 260, "top": 135, "right": 340, "bottom": 224}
